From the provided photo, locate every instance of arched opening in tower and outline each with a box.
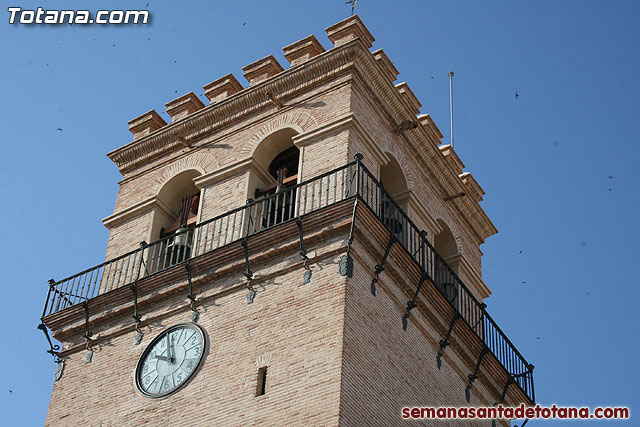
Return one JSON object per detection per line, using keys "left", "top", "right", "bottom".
{"left": 434, "top": 219, "right": 460, "bottom": 307}
{"left": 380, "top": 153, "right": 409, "bottom": 233}
{"left": 252, "top": 128, "right": 300, "bottom": 228}
{"left": 149, "top": 169, "right": 202, "bottom": 269}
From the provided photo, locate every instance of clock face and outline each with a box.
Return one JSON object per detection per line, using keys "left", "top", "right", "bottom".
{"left": 135, "top": 323, "right": 206, "bottom": 398}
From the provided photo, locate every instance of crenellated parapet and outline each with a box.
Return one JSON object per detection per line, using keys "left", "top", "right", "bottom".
{"left": 165, "top": 92, "right": 205, "bottom": 122}
{"left": 283, "top": 35, "right": 325, "bottom": 66}
{"left": 372, "top": 49, "right": 399, "bottom": 83}
{"left": 203, "top": 74, "right": 244, "bottom": 104}
{"left": 395, "top": 82, "right": 422, "bottom": 115}
{"left": 242, "top": 55, "right": 285, "bottom": 85}
{"left": 418, "top": 113, "right": 444, "bottom": 143}
{"left": 325, "top": 14, "right": 375, "bottom": 48}
{"left": 127, "top": 110, "right": 166, "bottom": 140}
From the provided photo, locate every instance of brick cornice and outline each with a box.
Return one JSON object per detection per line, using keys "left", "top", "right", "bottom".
{"left": 459, "top": 171, "right": 485, "bottom": 203}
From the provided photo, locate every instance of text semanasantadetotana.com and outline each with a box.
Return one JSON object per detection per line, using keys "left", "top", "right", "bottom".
{"left": 402, "top": 404, "right": 630, "bottom": 420}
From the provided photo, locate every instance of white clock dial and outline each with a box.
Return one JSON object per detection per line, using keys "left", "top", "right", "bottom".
{"left": 135, "top": 323, "right": 206, "bottom": 398}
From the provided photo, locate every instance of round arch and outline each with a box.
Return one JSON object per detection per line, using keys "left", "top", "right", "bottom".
{"left": 249, "top": 127, "right": 301, "bottom": 200}
{"left": 251, "top": 127, "right": 300, "bottom": 171}
{"left": 380, "top": 153, "right": 408, "bottom": 197}
{"left": 434, "top": 218, "right": 461, "bottom": 275}
{"left": 380, "top": 152, "right": 410, "bottom": 214}
{"left": 152, "top": 169, "right": 202, "bottom": 240}
{"left": 434, "top": 219, "right": 458, "bottom": 260}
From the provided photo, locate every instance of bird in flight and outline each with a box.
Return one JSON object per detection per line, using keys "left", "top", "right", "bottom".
{"left": 608, "top": 175, "right": 613, "bottom": 179}
{"left": 515, "top": 91, "right": 519, "bottom": 100}
{"left": 56, "top": 128, "right": 63, "bottom": 132}
{"left": 345, "top": 0, "right": 359, "bottom": 15}
{"left": 518, "top": 250, "right": 523, "bottom": 254}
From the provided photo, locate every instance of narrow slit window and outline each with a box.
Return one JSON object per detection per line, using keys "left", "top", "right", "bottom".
{"left": 256, "top": 366, "right": 268, "bottom": 396}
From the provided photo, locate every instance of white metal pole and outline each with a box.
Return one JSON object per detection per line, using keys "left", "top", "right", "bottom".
{"left": 449, "top": 70, "right": 454, "bottom": 148}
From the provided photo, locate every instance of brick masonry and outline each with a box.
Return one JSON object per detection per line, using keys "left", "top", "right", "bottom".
{"left": 46, "top": 237, "right": 348, "bottom": 426}
{"left": 44, "top": 15, "right": 521, "bottom": 427}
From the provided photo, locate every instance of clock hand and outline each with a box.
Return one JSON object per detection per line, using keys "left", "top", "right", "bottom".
{"left": 154, "top": 354, "right": 170, "bottom": 362}
{"left": 166, "top": 334, "right": 173, "bottom": 363}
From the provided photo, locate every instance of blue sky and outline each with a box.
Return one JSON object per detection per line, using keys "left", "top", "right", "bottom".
{"left": 1, "top": 1, "right": 638, "bottom": 425}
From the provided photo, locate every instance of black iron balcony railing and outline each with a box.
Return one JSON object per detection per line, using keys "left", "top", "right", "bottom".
{"left": 41, "top": 156, "right": 534, "bottom": 403}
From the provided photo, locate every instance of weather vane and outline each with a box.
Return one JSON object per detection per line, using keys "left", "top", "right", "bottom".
{"left": 345, "top": 0, "right": 359, "bottom": 16}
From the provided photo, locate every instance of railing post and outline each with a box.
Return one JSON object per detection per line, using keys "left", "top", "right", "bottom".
{"left": 419, "top": 230, "right": 427, "bottom": 273}
{"left": 244, "top": 198, "right": 254, "bottom": 237}
{"left": 528, "top": 364, "right": 536, "bottom": 404}
{"left": 43, "top": 278, "right": 56, "bottom": 318}
{"left": 135, "top": 242, "right": 147, "bottom": 280}
{"left": 354, "top": 153, "right": 363, "bottom": 197}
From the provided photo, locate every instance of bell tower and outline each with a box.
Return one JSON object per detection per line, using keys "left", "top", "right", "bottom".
{"left": 40, "top": 16, "right": 534, "bottom": 426}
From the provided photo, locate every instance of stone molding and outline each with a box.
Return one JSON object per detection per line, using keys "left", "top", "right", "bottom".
{"left": 194, "top": 157, "right": 272, "bottom": 189}
{"left": 102, "top": 196, "right": 174, "bottom": 230}
{"left": 292, "top": 113, "right": 389, "bottom": 167}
